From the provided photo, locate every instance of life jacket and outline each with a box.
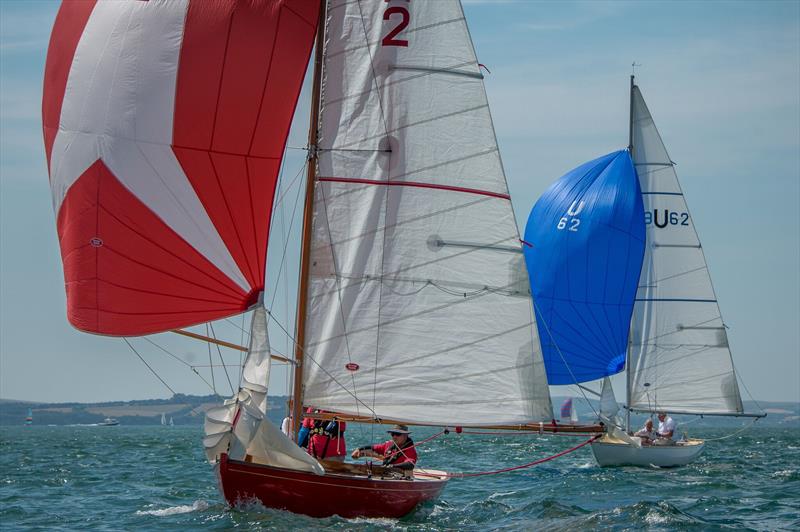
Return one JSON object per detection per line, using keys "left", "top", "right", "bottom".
{"left": 382, "top": 438, "right": 414, "bottom": 466}
{"left": 308, "top": 419, "right": 346, "bottom": 459}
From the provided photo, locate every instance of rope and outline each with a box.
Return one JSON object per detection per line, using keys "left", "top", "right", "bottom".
{"left": 700, "top": 417, "right": 760, "bottom": 442}
{"left": 445, "top": 434, "right": 601, "bottom": 478}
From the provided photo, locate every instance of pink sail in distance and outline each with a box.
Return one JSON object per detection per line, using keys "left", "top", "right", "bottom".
{"left": 42, "top": 0, "right": 319, "bottom": 335}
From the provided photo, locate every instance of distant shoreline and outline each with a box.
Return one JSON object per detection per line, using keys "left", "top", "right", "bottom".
{"left": 1, "top": 394, "right": 797, "bottom": 427}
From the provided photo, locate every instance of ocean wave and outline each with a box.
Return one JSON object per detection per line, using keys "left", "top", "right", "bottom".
{"left": 135, "top": 500, "right": 208, "bottom": 517}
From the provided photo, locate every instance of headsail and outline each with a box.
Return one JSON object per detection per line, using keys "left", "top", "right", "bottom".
{"left": 300, "top": 0, "right": 552, "bottom": 425}
{"left": 203, "top": 306, "right": 322, "bottom": 475}
{"left": 524, "top": 151, "right": 645, "bottom": 385}
{"left": 629, "top": 85, "right": 743, "bottom": 414}
{"left": 42, "top": 0, "right": 319, "bottom": 335}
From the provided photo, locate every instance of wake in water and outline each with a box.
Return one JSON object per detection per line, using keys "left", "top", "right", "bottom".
{"left": 136, "top": 500, "right": 208, "bottom": 517}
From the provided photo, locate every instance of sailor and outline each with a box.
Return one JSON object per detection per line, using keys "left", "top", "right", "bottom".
{"left": 306, "top": 411, "right": 347, "bottom": 462}
{"left": 654, "top": 412, "right": 677, "bottom": 445}
{"left": 297, "top": 406, "right": 315, "bottom": 448}
{"left": 633, "top": 418, "right": 657, "bottom": 445}
{"left": 351, "top": 424, "right": 417, "bottom": 471}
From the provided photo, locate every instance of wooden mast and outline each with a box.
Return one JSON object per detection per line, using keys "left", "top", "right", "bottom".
{"left": 291, "top": 0, "right": 327, "bottom": 441}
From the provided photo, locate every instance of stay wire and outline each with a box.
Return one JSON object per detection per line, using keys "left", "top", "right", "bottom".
{"left": 123, "top": 338, "right": 176, "bottom": 396}
{"left": 141, "top": 337, "right": 219, "bottom": 396}
{"left": 530, "top": 297, "right": 600, "bottom": 419}
{"left": 209, "top": 322, "right": 235, "bottom": 395}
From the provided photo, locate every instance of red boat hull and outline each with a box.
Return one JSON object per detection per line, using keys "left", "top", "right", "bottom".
{"left": 216, "top": 454, "right": 448, "bottom": 518}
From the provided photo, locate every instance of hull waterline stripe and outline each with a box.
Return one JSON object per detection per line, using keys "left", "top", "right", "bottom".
{"left": 318, "top": 177, "right": 510, "bottom": 200}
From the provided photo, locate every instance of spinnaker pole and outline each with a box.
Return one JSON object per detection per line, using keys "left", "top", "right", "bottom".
{"left": 291, "top": 0, "right": 327, "bottom": 441}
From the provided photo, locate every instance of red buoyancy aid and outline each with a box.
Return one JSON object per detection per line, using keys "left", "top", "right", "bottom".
{"left": 307, "top": 416, "right": 347, "bottom": 459}
{"left": 373, "top": 438, "right": 417, "bottom": 466}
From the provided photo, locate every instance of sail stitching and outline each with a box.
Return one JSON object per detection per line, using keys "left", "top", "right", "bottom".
{"left": 351, "top": 0, "right": 394, "bottom": 426}
{"left": 89, "top": 207, "right": 245, "bottom": 299}
{"left": 246, "top": 5, "right": 282, "bottom": 155}
{"left": 317, "top": 179, "right": 363, "bottom": 417}
{"left": 207, "top": 8, "right": 235, "bottom": 151}
{"left": 307, "top": 322, "right": 535, "bottom": 390}
{"left": 207, "top": 152, "right": 258, "bottom": 286}
{"left": 321, "top": 103, "right": 487, "bottom": 149}
{"left": 306, "top": 279, "right": 525, "bottom": 349}
{"left": 131, "top": 140, "right": 249, "bottom": 290}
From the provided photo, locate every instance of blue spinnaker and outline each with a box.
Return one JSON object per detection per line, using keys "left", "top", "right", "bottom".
{"left": 524, "top": 150, "right": 645, "bottom": 385}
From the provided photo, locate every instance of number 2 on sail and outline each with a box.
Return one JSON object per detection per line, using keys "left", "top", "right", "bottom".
{"left": 382, "top": 1, "right": 410, "bottom": 47}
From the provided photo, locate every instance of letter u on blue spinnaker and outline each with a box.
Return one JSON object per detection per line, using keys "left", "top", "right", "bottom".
{"left": 524, "top": 150, "right": 645, "bottom": 385}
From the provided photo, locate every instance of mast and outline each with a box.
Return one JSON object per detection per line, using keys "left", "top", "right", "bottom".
{"left": 628, "top": 74, "right": 635, "bottom": 156}
{"left": 291, "top": 0, "right": 327, "bottom": 441}
{"left": 626, "top": 73, "right": 635, "bottom": 432}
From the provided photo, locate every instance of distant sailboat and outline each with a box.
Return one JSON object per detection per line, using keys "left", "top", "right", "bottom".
{"left": 560, "top": 398, "right": 579, "bottom": 424}
{"left": 524, "top": 76, "right": 764, "bottom": 467}
{"left": 161, "top": 413, "right": 166, "bottom": 426}
{"left": 25, "top": 408, "right": 33, "bottom": 426}
{"left": 169, "top": 417, "right": 174, "bottom": 427}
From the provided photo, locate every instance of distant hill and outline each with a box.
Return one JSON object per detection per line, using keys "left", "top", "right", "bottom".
{"left": 0, "top": 394, "right": 290, "bottom": 426}
{"left": 1, "top": 395, "right": 796, "bottom": 427}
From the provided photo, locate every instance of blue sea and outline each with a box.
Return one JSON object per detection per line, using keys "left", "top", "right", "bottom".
{"left": 1, "top": 424, "right": 798, "bottom": 530}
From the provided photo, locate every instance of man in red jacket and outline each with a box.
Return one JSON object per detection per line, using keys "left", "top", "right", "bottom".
{"left": 351, "top": 424, "right": 417, "bottom": 471}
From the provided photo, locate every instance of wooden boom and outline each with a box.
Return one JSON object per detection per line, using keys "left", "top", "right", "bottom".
{"left": 301, "top": 410, "right": 605, "bottom": 435}
{"left": 170, "top": 329, "right": 293, "bottom": 364}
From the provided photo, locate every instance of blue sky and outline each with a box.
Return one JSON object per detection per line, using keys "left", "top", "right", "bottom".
{"left": 1, "top": 1, "right": 798, "bottom": 405}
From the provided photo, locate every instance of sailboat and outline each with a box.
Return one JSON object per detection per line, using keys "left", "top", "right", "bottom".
{"left": 161, "top": 413, "right": 166, "bottom": 427}
{"left": 524, "top": 76, "right": 764, "bottom": 468}
{"left": 560, "top": 398, "right": 579, "bottom": 424}
{"left": 25, "top": 408, "right": 33, "bottom": 426}
{"left": 169, "top": 417, "right": 174, "bottom": 427}
{"left": 42, "top": 0, "right": 601, "bottom": 518}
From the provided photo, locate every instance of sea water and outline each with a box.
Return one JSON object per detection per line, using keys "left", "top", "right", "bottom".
{"left": 1, "top": 424, "right": 797, "bottom": 530}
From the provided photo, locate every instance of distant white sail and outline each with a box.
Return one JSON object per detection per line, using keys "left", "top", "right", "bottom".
{"left": 301, "top": 0, "right": 552, "bottom": 425}
{"left": 628, "top": 86, "right": 743, "bottom": 415}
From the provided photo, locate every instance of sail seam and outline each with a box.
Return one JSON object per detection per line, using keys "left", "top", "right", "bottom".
{"left": 246, "top": 3, "right": 283, "bottom": 155}
{"left": 306, "top": 280, "right": 525, "bottom": 349}
{"left": 207, "top": 152, "right": 258, "bottom": 286}
{"left": 318, "top": 176, "right": 510, "bottom": 200}
{"left": 316, "top": 176, "right": 362, "bottom": 417}
{"left": 306, "top": 322, "right": 534, "bottom": 390}
{"left": 322, "top": 63, "right": 479, "bottom": 107}
{"left": 91, "top": 206, "right": 245, "bottom": 298}
{"left": 320, "top": 104, "right": 488, "bottom": 149}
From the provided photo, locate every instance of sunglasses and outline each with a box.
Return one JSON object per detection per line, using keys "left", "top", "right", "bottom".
{"left": 389, "top": 432, "right": 404, "bottom": 436}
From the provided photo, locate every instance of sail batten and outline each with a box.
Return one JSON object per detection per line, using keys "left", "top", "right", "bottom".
{"left": 300, "top": 0, "right": 552, "bottom": 425}
{"left": 629, "top": 84, "right": 743, "bottom": 415}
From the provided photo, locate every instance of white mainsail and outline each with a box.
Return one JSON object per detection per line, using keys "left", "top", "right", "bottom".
{"left": 301, "top": 0, "right": 552, "bottom": 425}
{"left": 628, "top": 85, "right": 743, "bottom": 415}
